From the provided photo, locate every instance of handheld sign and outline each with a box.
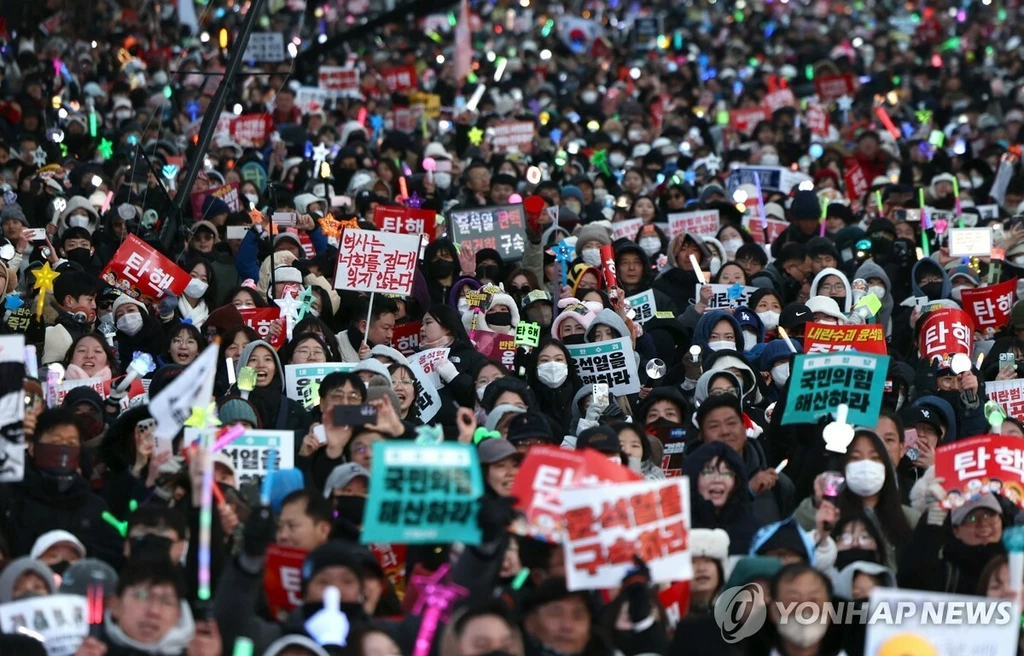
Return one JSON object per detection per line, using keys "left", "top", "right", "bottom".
{"left": 782, "top": 353, "right": 889, "bottom": 426}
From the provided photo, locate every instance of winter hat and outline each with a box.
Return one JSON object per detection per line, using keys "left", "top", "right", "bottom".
{"left": 264, "top": 636, "right": 331, "bottom": 656}
{"left": 485, "top": 404, "right": 527, "bottom": 431}
{"left": 272, "top": 233, "right": 304, "bottom": 253}
{"left": 204, "top": 304, "right": 245, "bottom": 336}
{"left": 189, "top": 220, "right": 220, "bottom": 241}
{"left": 1011, "top": 300, "right": 1024, "bottom": 332}
{"left": 520, "top": 577, "right": 592, "bottom": 618}
{"left": 806, "top": 296, "right": 846, "bottom": 322}
{"left": 201, "top": 195, "right": 231, "bottom": 219}
{"left": 789, "top": 190, "right": 821, "bottom": 221}
{"left": 690, "top": 528, "right": 731, "bottom": 577}
{"left": 353, "top": 358, "right": 392, "bottom": 383}
{"left": 366, "top": 385, "right": 401, "bottom": 416}
{"left": 759, "top": 338, "right": 801, "bottom": 370}
{"left": 568, "top": 263, "right": 603, "bottom": 293}
{"left": 575, "top": 223, "right": 612, "bottom": 247}
{"left": 323, "top": 464, "right": 370, "bottom": 498}
{"left": 0, "top": 203, "right": 28, "bottom": 227}
{"left": 30, "top": 530, "right": 86, "bottom": 561}
{"left": 218, "top": 397, "right": 261, "bottom": 428}
{"left": 550, "top": 299, "right": 601, "bottom": 338}
{"left": 111, "top": 293, "right": 148, "bottom": 317}
{"left": 59, "top": 558, "right": 118, "bottom": 598}
{"left": 478, "top": 438, "right": 520, "bottom": 464}
{"left": 266, "top": 469, "right": 306, "bottom": 514}
{"left": 750, "top": 518, "right": 815, "bottom": 565}
{"left": 272, "top": 265, "right": 303, "bottom": 284}
{"left": 949, "top": 265, "right": 980, "bottom": 287}
{"left": 369, "top": 344, "right": 408, "bottom": 365}
{"left": 763, "top": 202, "right": 786, "bottom": 220}
{"left": 301, "top": 541, "right": 366, "bottom": 589}
{"left": 930, "top": 172, "right": 957, "bottom": 196}
{"left": 725, "top": 556, "right": 784, "bottom": 589}
{"left": 0, "top": 557, "right": 56, "bottom": 603}
{"left": 576, "top": 426, "right": 621, "bottom": 454}
{"left": 62, "top": 387, "right": 104, "bottom": 414}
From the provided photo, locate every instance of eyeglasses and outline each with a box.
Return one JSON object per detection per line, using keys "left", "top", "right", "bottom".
{"left": 963, "top": 509, "right": 1000, "bottom": 525}
{"left": 171, "top": 337, "right": 198, "bottom": 348}
{"left": 294, "top": 347, "right": 325, "bottom": 359}
{"left": 709, "top": 387, "right": 739, "bottom": 398}
{"left": 326, "top": 390, "right": 364, "bottom": 404}
{"left": 392, "top": 378, "right": 415, "bottom": 388}
{"left": 125, "top": 587, "right": 179, "bottom": 609}
{"left": 700, "top": 468, "right": 735, "bottom": 480}
{"left": 817, "top": 283, "right": 846, "bottom": 294}
{"left": 837, "top": 532, "right": 877, "bottom": 547}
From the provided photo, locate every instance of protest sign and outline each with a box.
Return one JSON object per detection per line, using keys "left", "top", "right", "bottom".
{"left": 491, "top": 121, "right": 535, "bottom": 153}
{"left": 391, "top": 322, "right": 421, "bottom": 357}
{"left": 4, "top": 306, "right": 34, "bottom": 334}
{"left": 566, "top": 337, "right": 640, "bottom": 397}
{"left": 448, "top": 204, "right": 527, "bottom": 275}
{"left": 284, "top": 363, "right": 356, "bottom": 408}
{"left": 562, "top": 478, "right": 692, "bottom": 591}
{"left": 237, "top": 307, "right": 285, "bottom": 349}
{"left": 727, "top": 166, "right": 808, "bottom": 194}
{"left": 919, "top": 308, "right": 974, "bottom": 362}
{"left": 978, "top": 204, "right": 1001, "bottom": 220}
{"left": 263, "top": 544, "right": 307, "bottom": 621}
{"left": 948, "top": 227, "right": 994, "bottom": 257}
{"left": 865, "top": 588, "right": 1019, "bottom": 656}
{"left": 645, "top": 421, "right": 688, "bottom": 477}
{"left": 960, "top": 278, "right": 1016, "bottom": 331}
{"left": 626, "top": 290, "right": 657, "bottom": 324}
{"left": 782, "top": 352, "right": 889, "bottom": 426}
{"left": 515, "top": 322, "right": 541, "bottom": 347}
{"left": 0, "top": 335, "right": 25, "bottom": 483}
{"left": 185, "top": 428, "right": 294, "bottom": 486}
{"left": 295, "top": 86, "right": 330, "bottom": 114}
{"left": 409, "top": 92, "right": 441, "bottom": 118}
{"left": 814, "top": 73, "right": 857, "bottom": 101}
{"left": 843, "top": 159, "right": 869, "bottom": 201}
{"left": 610, "top": 218, "right": 644, "bottom": 241}
{"left": 763, "top": 88, "right": 797, "bottom": 113}
{"left": 511, "top": 446, "right": 642, "bottom": 542}
{"left": 318, "top": 66, "right": 360, "bottom": 97}
{"left": 693, "top": 283, "right": 760, "bottom": 310}
{"left": 935, "top": 435, "right": 1024, "bottom": 509}
{"left": 333, "top": 230, "right": 420, "bottom": 295}
{"left": 471, "top": 329, "right": 517, "bottom": 371}
{"left": 100, "top": 235, "right": 191, "bottom": 303}
{"left": 802, "top": 322, "right": 888, "bottom": 355}
{"left": 150, "top": 343, "right": 218, "bottom": 450}
{"left": 373, "top": 205, "right": 437, "bottom": 242}
{"left": 744, "top": 216, "right": 789, "bottom": 245}
{"left": 407, "top": 348, "right": 449, "bottom": 388}
{"left": 381, "top": 65, "right": 417, "bottom": 93}
{"left": 0, "top": 593, "right": 87, "bottom": 656}
{"left": 243, "top": 32, "right": 285, "bottom": 62}
{"left": 53, "top": 375, "right": 145, "bottom": 410}
{"left": 189, "top": 182, "right": 241, "bottom": 219}
{"left": 985, "top": 379, "right": 1024, "bottom": 421}
{"left": 730, "top": 107, "right": 768, "bottom": 134}
{"left": 406, "top": 349, "right": 446, "bottom": 423}
{"left": 659, "top": 581, "right": 690, "bottom": 630}
{"left": 667, "top": 209, "right": 719, "bottom": 238}
{"left": 230, "top": 114, "right": 273, "bottom": 148}
{"left": 369, "top": 542, "right": 408, "bottom": 599}
{"left": 806, "top": 104, "right": 830, "bottom": 137}
{"left": 362, "top": 442, "right": 484, "bottom": 544}
{"left": 632, "top": 15, "right": 660, "bottom": 48}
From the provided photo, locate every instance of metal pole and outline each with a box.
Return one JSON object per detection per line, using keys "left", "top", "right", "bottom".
{"left": 163, "top": 0, "right": 267, "bottom": 253}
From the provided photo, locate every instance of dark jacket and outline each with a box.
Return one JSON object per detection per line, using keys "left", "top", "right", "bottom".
{"left": 684, "top": 442, "right": 766, "bottom": 554}
{"left": 898, "top": 511, "right": 1009, "bottom": 595}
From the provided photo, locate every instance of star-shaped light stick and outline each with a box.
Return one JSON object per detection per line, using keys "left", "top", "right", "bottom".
{"left": 97, "top": 138, "right": 113, "bottom": 160}
{"left": 296, "top": 286, "right": 317, "bottom": 322}
{"left": 553, "top": 239, "right": 574, "bottom": 286}
{"left": 703, "top": 153, "right": 723, "bottom": 176}
{"left": 32, "top": 262, "right": 60, "bottom": 321}
{"left": 312, "top": 143, "right": 331, "bottom": 173}
{"left": 414, "top": 424, "right": 444, "bottom": 445}
{"left": 468, "top": 126, "right": 484, "bottom": 146}
{"left": 410, "top": 565, "right": 468, "bottom": 656}
{"left": 275, "top": 293, "right": 303, "bottom": 341}
{"left": 185, "top": 402, "right": 221, "bottom": 429}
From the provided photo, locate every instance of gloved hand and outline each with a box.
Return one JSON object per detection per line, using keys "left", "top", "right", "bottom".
{"left": 477, "top": 494, "right": 517, "bottom": 544}
{"left": 242, "top": 505, "right": 276, "bottom": 557}
{"left": 437, "top": 358, "right": 459, "bottom": 384}
{"left": 621, "top": 557, "right": 653, "bottom": 624}
{"left": 925, "top": 477, "right": 949, "bottom": 526}
{"left": 158, "top": 294, "right": 177, "bottom": 321}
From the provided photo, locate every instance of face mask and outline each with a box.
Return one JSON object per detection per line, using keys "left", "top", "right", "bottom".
{"left": 33, "top": 443, "right": 80, "bottom": 492}
{"left": 951, "top": 287, "right": 963, "bottom": 303}
{"left": 184, "top": 278, "right": 209, "bottom": 299}
{"left": 117, "top": 312, "right": 144, "bottom": 336}
{"left": 333, "top": 495, "right": 367, "bottom": 525}
{"left": 562, "top": 333, "right": 585, "bottom": 345}
{"left": 845, "top": 459, "right": 886, "bottom": 497}
{"left": 776, "top": 617, "right": 828, "bottom": 648}
{"left": 50, "top": 561, "right": 72, "bottom": 576}
{"left": 65, "top": 247, "right": 92, "bottom": 265}
{"left": 868, "top": 285, "right": 886, "bottom": 299}
{"left": 537, "top": 361, "right": 568, "bottom": 388}
{"left": 760, "top": 152, "right": 780, "bottom": 166}
{"left": 757, "top": 310, "right": 780, "bottom": 331}
{"left": 627, "top": 130, "right": 645, "bottom": 142}
{"left": 114, "top": 109, "right": 132, "bottom": 121}
{"left": 834, "top": 548, "right": 880, "bottom": 571}
{"left": 435, "top": 172, "right": 452, "bottom": 189}
{"left": 722, "top": 238, "right": 744, "bottom": 258}
{"left": 68, "top": 214, "right": 90, "bottom": 229}
{"left": 743, "top": 331, "right": 758, "bottom": 351}
{"left": 581, "top": 248, "right": 602, "bottom": 267}
{"left": 971, "top": 175, "right": 984, "bottom": 189}
{"left": 594, "top": 188, "right": 609, "bottom": 202}
{"left": 429, "top": 258, "right": 456, "bottom": 279}
{"left": 771, "top": 362, "right": 790, "bottom": 386}
{"left": 707, "top": 340, "right": 734, "bottom": 351}
{"left": 477, "top": 383, "right": 489, "bottom": 401}
{"left": 609, "top": 154, "right": 626, "bottom": 168}
{"left": 457, "top": 298, "right": 470, "bottom": 314}
{"left": 487, "top": 311, "right": 512, "bottom": 327}
{"left": 244, "top": 193, "right": 259, "bottom": 208}
{"left": 639, "top": 237, "right": 661, "bottom": 256}
{"left": 608, "top": 133, "right": 622, "bottom": 143}
{"left": 581, "top": 90, "right": 599, "bottom": 104}
{"left": 920, "top": 281, "right": 944, "bottom": 299}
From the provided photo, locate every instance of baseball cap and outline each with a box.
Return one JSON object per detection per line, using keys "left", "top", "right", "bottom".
{"left": 477, "top": 438, "right": 520, "bottom": 464}
{"left": 779, "top": 303, "right": 812, "bottom": 333}
{"left": 805, "top": 296, "right": 845, "bottom": 322}
{"left": 323, "top": 463, "right": 370, "bottom": 498}
{"left": 576, "top": 426, "right": 621, "bottom": 455}
{"left": 951, "top": 492, "right": 1002, "bottom": 526}
{"left": 902, "top": 406, "right": 945, "bottom": 433}
{"left": 30, "top": 530, "right": 87, "bottom": 560}
{"left": 506, "top": 412, "right": 555, "bottom": 445}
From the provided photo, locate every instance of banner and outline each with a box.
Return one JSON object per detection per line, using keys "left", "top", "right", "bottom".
{"left": 694, "top": 283, "right": 760, "bottom": 310}
{"left": 333, "top": 230, "right": 420, "bottom": 295}
{"left": 189, "top": 182, "right": 241, "bottom": 220}
{"left": 744, "top": 216, "right": 789, "bottom": 245}
{"left": 667, "top": 209, "right": 719, "bottom": 239}
{"left": 806, "top": 104, "right": 830, "bottom": 137}
{"left": 391, "top": 322, "right": 421, "bottom": 357}
{"left": 814, "top": 73, "right": 857, "bottom": 102}
{"left": 0, "top": 336, "right": 25, "bottom": 483}
{"left": 238, "top": 307, "right": 285, "bottom": 349}
{"left": 284, "top": 363, "right": 356, "bottom": 408}
{"left": 935, "top": 435, "right": 1024, "bottom": 509}
{"left": 448, "top": 204, "right": 527, "bottom": 275}
{"left": 243, "top": 32, "right": 286, "bottom": 62}
{"left": 763, "top": 88, "right": 797, "bottom": 113}
{"left": 318, "top": 66, "right": 360, "bottom": 97}
{"left": 566, "top": 337, "right": 641, "bottom": 397}
{"left": 561, "top": 478, "right": 692, "bottom": 591}
{"left": 471, "top": 329, "right": 517, "bottom": 371}
{"left": 985, "top": 379, "right": 1024, "bottom": 421}
{"left": 264, "top": 544, "right": 307, "bottom": 621}
{"left": 782, "top": 352, "right": 889, "bottom": 426}
{"left": 381, "top": 65, "right": 417, "bottom": 93}
{"left": 802, "top": 322, "right": 888, "bottom": 355}
{"left": 373, "top": 205, "right": 437, "bottom": 242}
{"left": 362, "top": 442, "right": 484, "bottom": 544}
{"left": 625, "top": 290, "right": 657, "bottom": 324}
{"left": 843, "top": 158, "right": 869, "bottom": 202}
{"left": 295, "top": 86, "right": 330, "bottom": 114}
{"left": 231, "top": 114, "right": 274, "bottom": 148}
{"left": 511, "top": 446, "right": 642, "bottom": 542}
{"left": 100, "top": 234, "right": 190, "bottom": 304}
{"left": 960, "top": 278, "right": 1016, "bottom": 331}
{"left": 727, "top": 166, "right": 808, "bottom": 194}
{"left": 53, "top": 375, "right": 145, "bottom": 410}
{"left": 919, "top": 308, "right": 974, "bottom": 362}
{"left": 184, "top": 428, "right": 294, "bottom": 486}
{"left": 610, "top": 218, "right": 644, "bottom": 241}
{"left": 0, "top": 593, "right": 87, "bottom": 656}
{"left": 491, "top": 121, "right": 535, "bottom": 154}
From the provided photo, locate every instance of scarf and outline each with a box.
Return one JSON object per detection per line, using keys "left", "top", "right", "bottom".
{"left": 247, "top": 376, "right": 285, "bottom": 429}
{"left": 177, "top": 296, "right": 210, "bottom": 328}
{"left": 66, "top": 363, "right": 112, "bottom": 381}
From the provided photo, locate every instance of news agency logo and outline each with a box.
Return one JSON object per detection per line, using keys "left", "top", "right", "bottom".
{"left": 714, "top": 584, "right": 767, "bottom": 643}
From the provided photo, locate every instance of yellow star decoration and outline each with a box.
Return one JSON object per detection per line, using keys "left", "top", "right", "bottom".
{"left": 32, "top": 262, "right": 60, "bottom": 320}
{"left": 468, "top": 126, "right": 484, "bottom": 146}
{"left": 184, "top": 402, "right": 221, "bottom": 429}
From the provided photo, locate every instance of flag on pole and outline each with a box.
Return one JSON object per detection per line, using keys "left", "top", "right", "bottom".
{"left": 151, "top": 343, "right": 219, "bottom": 444}
{"left": 454, "top": 0, "right": 472, "bottom": 83}
{"left": 177, "top": 0, "right": 199, "bottom": 35}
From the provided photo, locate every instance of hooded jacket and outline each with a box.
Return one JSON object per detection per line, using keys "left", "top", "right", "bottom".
{"left": 614, "top": 242, "right": 677, "bottom": 314}
{"left": 447, "top": 277, "right": 481, "bottom": 308}
{"left": 911, "top": 258, "right": 953, "bottom": 299}
{"left": 693, "top": 310, "right": 744, "bottom": 354}
{"left": 422, "top": 239, "right": 462, "bottom": 306}
{"left": 57, "top": 195, "right": 100, "bottom": 235}
{"left": 693, "top": 370, "right": 743, "bottom": 409}
{"left": 683, "top": 442, "right": 765, "bottom": 554}
{"left": 233, "top": 340, "right": 310, "bottom": 440}
{"left": 584, "top": 309, "right": 631, "bottom": 343}
{"left": 703, "top": 350, "right": 764, "bottom": 406}
{"left": 652, "top": 234, "right": 704, "bottom": 309}
{"left": 98, "top": 602, "right": 195, "bottom": 655}
{"left": 461, "top": 292, "right": 520, "bottom": 335}
{"left": 0, "top": 557, "right": 55, "bottom": 602}
{"left": 854, "top": 260, "right": 895, "bottom": 335}
{"left": 810, "top": 267, "right": 853, "bottom": 313}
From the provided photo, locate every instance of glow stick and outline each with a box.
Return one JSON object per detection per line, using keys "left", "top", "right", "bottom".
{"left": 466, "top": 84, "right": 487, "bottom": 112}
{"left": 874, "top": 106, "right": 900, "bottom": 139}
{"left": 260, "top": 448, "right": 278, "bottom": 506}
{"left": 819, "top": 196, "right": 827, "bottom": 237}
{"left": 953, "top": 177, "right": 963, "bottom": 222}
{"left": 777, "top": 327, "right": 798, "bottom": 353}
{"left": 225, "top": 357, "right": 236, "bottom": 386}
{"left": 399, "top": 176, "right": 409, "bottom": 200}
{"left": 689, "top": 254, "right": 705, "bottom": 284}
{"left": 753, "top": 171, "right": 767, "bottom": 230}
{"left": 410, "top": 565, "right": 468, "bottom": 656}
{"left": 115, "top": 353, "right": 155, "bottom": 393}
{"left": 875, "top": 190, "right": 883, "bottom": 214}
{"left": 198, "top": 430, "right": 215, "bottom": 601}
{"left": 211, "top": 424, "right": 246, "bottom": 452}
{"left": 774, "top": 458, "right": 789, "bottom": 474}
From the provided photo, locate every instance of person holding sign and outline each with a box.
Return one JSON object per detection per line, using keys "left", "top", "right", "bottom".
{"left": 614, "top": 243, "right": 677, "bottom": 317}
{"left": 652, "top": 232, "right": 712, "bottom": 310}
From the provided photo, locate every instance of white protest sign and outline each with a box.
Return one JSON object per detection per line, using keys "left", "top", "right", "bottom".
{"left": 667, "top": 209, "right": 719, "bottom": 239}
{"left": 984, "top": 378, "right": 1024, "bottom": 421}
{"left": 948, "top": 227, "right": 994, "bottom": 257}
{"left": 407, "top": 348, "right": 450, "bottom": 388}
{"left": 185, "top": 428, "right": 295, "bottom": 486}
{"left": 566, "top": 336, "right": 640, "bottom": 396}
{"left": 0, "top": 593, "right": 87, "bottom": 656}
{"left": 626, "top": 290, "right": 657, "bottom": 324}
{"left": 561, "top": 478, "right": 692, "bottom": 591}
{"left": 318, "top": 66, "right": 361, "bottom": 98}
{"left": 295, "top": 86, "right": 330, "bottom": 114}
{"left": 406, "top": 349, "right": 446, "bottom": 423}
{"left": 284, "top": 363, "right": 356, "bottom": 409}
{"left": 333, "top": 230, "right": 420, "bottom": 295}
{"left": 150, "top": 343, "right": 219, "bottom": 454}
{"left": 694, "top": 283, "right": 760, "bottom": 309}
{"left": 490, "top": 121, "right": 535, "bottom": 153}
{"left": 865, "top": 587, "right": 1019, "bottom": 656}
{"left": 242, "top": 33, "right": 285, "bottom": 62}
{"left": 978, "top": 204, "right": 1000, "bottom": 220}
{"left": 0, "top": 335, "right": 25, "bottom": 483}
{"left": 610, "top": 218, "right": 644, "bottom": 241}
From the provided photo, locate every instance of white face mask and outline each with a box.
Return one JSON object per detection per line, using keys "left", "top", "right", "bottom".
{"left": 757, "top": 310, "right": 780, "bottom": 332}
{"left": 608, "top": 133, "right": 622, "bottom": 143}
{"left": 707, "top": 340, "right": 734, "bottom": 352}
{"left": 581, "top": 248, "right": 602, "bottom": 267}
{"left": 817, "top": 318, "right": 838, "bottom": 326}
{"left": 457, "top": 298, "right": 470, "bottom": 314}
{"left": 771, "top": 362, "right": 790, "bottom": 386}
{"left": 722, "top": 238, "right": 744, "bottom": 259}
{"left": 951, "top": 287, "right": 963, "bottom": 303}
{"left": 537, "top": 361, "right": 569, "bottom": 388}
{"left": 116, "top": 312, "right": 144, "bottom": 336}
{"left": 581, "top": 90, "right": 599, "bottom": 104}
{"left": 627, "top": 130, "right": 645, "bottom": 142}
{"left": 476, "top": 383, "right": 489, "bottom": 401}
{"left": 845, "top": 459, "right": 886, "bottom": 497}
{"left": 743, "top": 331, "right": 758, "bottom": 351}
{"left": 760, "top": 152, "right": 780, "bottom": 166}
{"left": 68, "top": 214, "right": 90, "bottom": 229}
{"left": 609, "top": 153, "right": 626, "bottom": 168}
{"left": 868, "top": 285, "right": 886, "bottom": 300}
{"left": 639, "top": 237, "right": 661, "bottom": 256}
{"left": 434, "top": 172, "right": 452, "bottom": 189}
{"left": 776, "top": 618, "right": 828, "bottom": 649}
{"left": 184, "top": 278, "right": 209, "bottom": 299}
{"left": 244, "top": 193, "right": 259, "bottom": 208}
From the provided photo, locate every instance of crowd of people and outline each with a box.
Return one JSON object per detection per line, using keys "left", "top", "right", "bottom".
{"left": 1, "top": 0, "right": 1024, "bottom": 654}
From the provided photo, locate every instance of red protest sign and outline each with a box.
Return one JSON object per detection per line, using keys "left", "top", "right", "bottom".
{"left": 190, "top": 182, "right": 241, "bottom": 219}
{"left": 373, "top": 205, "right": 436, "bottom": 242}
{"left": 393, "top": 107, "right": 415, "bottom": 133}
{"left": 391, "top": 321, "right": 421, "bottom": 357}
{"left": 490, "top": 121, "right": 535, "bottom": 154}
{"left": 231, "top": 114, "right": 273, "bottom": 148}
{"left": 510, "top": 446, "right": 641, "bottom": 543}
{"left": 333, "top": 230, "right": 420, "bottom": 295}
{"left": 100, "top": 235, "right": 190, "bottom": 304}
{"left": 806, "top": 104, "right": 830, "bottom": 138}
{"left": 263, "top": 544, "right": 307, "bottom": 620}
{"left": 55, "top": 375, "right": 145, "bottom": 409}
{"left": 748, "top": 218, "right": 789, "bottom": 245}
{"left": 960, "top": 278, "right": 1017, "bottom": 332}
{"left": 381, "top": 66, "right": 417, "bottom": 93}
{"left": 599, "top": 244, "right": 618, "bottom": 289}
{"left": 238, "top": 307, "right": 285, "bottom": 349}
{"left": 815, "top": 73, "right": 857, "bottom": 102}
{"left": 918, "top": 308, "right": 974, "bottom": 362}
{"left": 843, "top": 158, "right": 869, "bottom": 202}
{"left": 803, "top": 322, "right": 888, "bottom": 355}
{"left": 763, "top": 88, "right": 797, "bottom": 113}
{"left": 319, "top": 66, "right": 360, "bottom": 95}
{"left": 730, "top": 107, "right": 768, "bottom": 134}
{"left": 471, "top": 329, "right": 517, "bottom": 371}
{"left": 659, "top": 581, "right": 690, "bottom": 629}
{"left": 935, "top": 435, "right": 1024, "bottom": 510}
{"left": 369, "top": 542, "right": 408, "bottom": 599}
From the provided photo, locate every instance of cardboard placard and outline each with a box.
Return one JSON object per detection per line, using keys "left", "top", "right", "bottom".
{"left": 802, "top": 322, "right": 888, "bottom": 355}
{"left": 333, "top": 230, "right": 420, "bottom": 296}
{"left": 0, "top": 593, "right": 87, "bottom": 655}
{"left": 448, "top": 204, "right": 527, "bottom": 275}
{"left": 918, "top": 308, "right": 974, "bottom": 362}
{"left": 490, "top": 121, "right": 535, "bottom": 154}
{"left": 318, "top": 66, "right": 361, "bottom": 97}
{"left": 781, "top": 352, "right": 889, "bottom": 426}
{"left": 948, "top": 228, "right": 994, "bottom": 257}
{"left": 243, "top": 32, "right": 286, "bottom": 62}
{"left": 284, "top": 363, "right": 357, "bottom": 408}
{"left": 373, "top": 205, "right": 437, "bottom": 242}
{"left": 184, "top": 427, "right": 295, "bottom": 486}
{"left": 814, "top": 73, "right": 857, "bottom": 102}
{"left": 390, "top": 321, "right": 421, "bottom": 357}
{"left": 960, "top": 278, "right": 1016, "bottom": 330}
{"left": 566, "top": 337, "right": 641, "bottom": 397}
{"left": 100, "top": 234, "right": 191, "bottom": 303}
{"left": 381, "top": 65, "right": 418, "bottom": 93}
{"left": 985, "top": 379, "right": 1024, "bottom": 422}
{"left": 730, "top": 107, "right": 768, "bottom": 134}
{"left": 935, "top": 435, "right": 1024, "bottom": 508}
{"left": 667, "top": 209, "right": 720, "bottom": 239}
{"left": 0, "top": 335, "right": 25, "bottom": 483}
{"left": 238, "top": 307, "right": 285, "bottom": 349}
{"left": 263, "top": 544, "right": 307, "bottom": 620}
{"left": 625, "top": 290, "right": 657, "bottom": 325}
{"left": 610, "top": 218, "right": 644, "bottom": 241}
{"left": 471, "top": 329, "right": 517, "bottom": 371}
{"left": 694, "top": 283, "right": 761, "bottom": 310}
{"left": 295, "top": 86, "right": 330, "bottom": 114}
{"left": 190, "top": 182, "right": 241, "bottom": 220}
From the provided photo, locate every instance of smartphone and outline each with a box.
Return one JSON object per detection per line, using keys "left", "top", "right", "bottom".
{"left": 893, "top": 208, "right": 921, "bottom": 222}
{"left": 226, "top": 226, "right": 250, "bottom": 240}
{"left": 333, "top": 404, "right": 378, "bottom": 427}
{"left": 592, "top": 383, "right": 610, "bottom": 408}
{"left": 330, "top": 195, "right": 352, "bottom": 209}
{"left": 313, "top": 423, "right": 327, "bottom": 445}
{"left": 904, "top": 428, "right": 919, "bottom": 450}
{"left": 24, "top": 228, "right": 46, "bottom": 241}
{"left": 271, "top": 211, "right": 297, "bottom": 226}
{"left": 999, "top": 352, "right": 1015, "bottom": 365}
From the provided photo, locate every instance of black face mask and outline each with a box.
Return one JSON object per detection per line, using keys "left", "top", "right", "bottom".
{"left": 562, "top": 333, "right": 585, "bottom": 345}
{"left": 33, "top": 443, "right": 80, "bottom": 492}
{"left": 333, "top": 495, "right": 367, "bottom": 526}
{"left": 832, "top": 296, "right": 847, "bottom": 311}
{"left": 428, "top": 258, "right": 456, "bottom": 280}
{"left": 50, "top": 561, "right": 72, "bottom": 576}
{"left": 130, "top": 533, "right": 174, "bottom": 560}
{"left": 64, "top": 248, "right": 92, "bottom": 266}
{"left": 487, "top": 311, "right": 513, "bottom": 327}
{"left": 919, "top": 281, "right": 944, "bottom": 299}
{"left": 476, "top": 265, "right": 500, "bottom": 282}
{"left": 834, "top": 547, "right": 880, "bottom": 571}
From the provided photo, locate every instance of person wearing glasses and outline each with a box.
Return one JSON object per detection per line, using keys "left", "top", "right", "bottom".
{"left": 684, "top": 440, "right": 764, "bottom": 555}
